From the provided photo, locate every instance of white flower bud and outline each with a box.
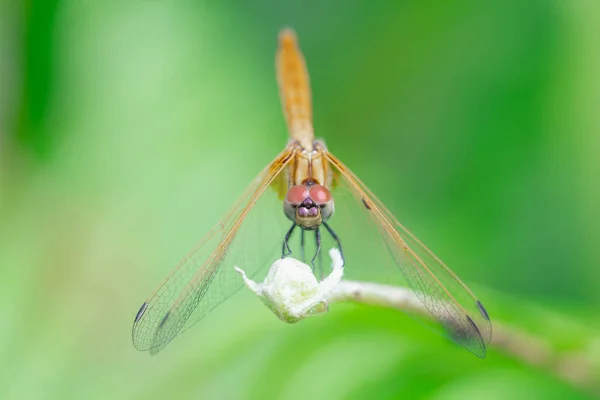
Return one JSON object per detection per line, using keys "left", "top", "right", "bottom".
{"left": 234, "top": 248, "right": 344, "bottom": 323}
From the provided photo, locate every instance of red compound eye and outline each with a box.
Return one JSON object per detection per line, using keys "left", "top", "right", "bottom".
{"left": 308, "top": 185, "right": 332, "bottom": 205}
{"left": 285, "top": 185, "right": 309, "bottom": 205}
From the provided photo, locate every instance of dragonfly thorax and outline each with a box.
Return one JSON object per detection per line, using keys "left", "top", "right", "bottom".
{"left": 284, "top": 183, "right": 334, "bottom": 230}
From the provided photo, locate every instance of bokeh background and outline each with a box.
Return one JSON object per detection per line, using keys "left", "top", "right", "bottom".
{"left": 1, "top": 1, "right": 599, "bottom": 399}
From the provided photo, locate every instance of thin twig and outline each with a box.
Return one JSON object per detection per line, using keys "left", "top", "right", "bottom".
{"left": 329, "top": 280, "right": 599, "bottom": 396}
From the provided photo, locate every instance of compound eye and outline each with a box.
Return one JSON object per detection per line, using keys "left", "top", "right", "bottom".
{"left": 308, "top": 185, "right": 332, "bottom": 206}
{"left": 285, "top": 185, "right": 309, "bottom": 205}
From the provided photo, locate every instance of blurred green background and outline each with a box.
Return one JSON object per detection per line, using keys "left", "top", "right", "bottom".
{"left": 1, "top": 1, "right": 599, "bottom": 399}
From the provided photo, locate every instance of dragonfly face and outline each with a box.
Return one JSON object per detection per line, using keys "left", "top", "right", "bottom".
{"left": 284, "top": 180, "right": 334, "bottom": 229}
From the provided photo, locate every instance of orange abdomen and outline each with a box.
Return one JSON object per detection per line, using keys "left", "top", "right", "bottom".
{"left": 276, "top": 29, "right": 314, "bottom": 151}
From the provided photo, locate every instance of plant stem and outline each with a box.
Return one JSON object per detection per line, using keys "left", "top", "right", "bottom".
{"left": 328, "top": 280, "right": 599, "bottom": 396}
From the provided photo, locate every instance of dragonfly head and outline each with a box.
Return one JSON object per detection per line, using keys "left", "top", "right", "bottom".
{"left": 284, "top": 182, "right": 334, "bottom": 230}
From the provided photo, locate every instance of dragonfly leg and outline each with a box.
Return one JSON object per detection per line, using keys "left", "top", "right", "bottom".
{"left": 323, "top": 222, "right": 345, "bottom": 267}
{"left": 300, "top": 229, "right": 306, "bottom": 263}
{"left": 282, "top": 222, "right": 296, "bottom": 258}
{"left": 318, "top": 236, "right": 323, "bottom": 280}
{"left": 310, "top": 227, "right": 322, "bottom": 272}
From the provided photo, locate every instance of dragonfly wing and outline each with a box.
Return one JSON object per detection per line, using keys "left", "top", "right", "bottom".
{"left": 325, "top": 152, "right": 492, "bottom": 357}
{"left": 132, "top": 148, "right": 294, "bottom": 354}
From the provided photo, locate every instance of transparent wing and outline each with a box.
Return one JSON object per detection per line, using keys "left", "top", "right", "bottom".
{"left": 324, "top": 151, "right": 492, "bottom": 358}
{"left": 132, "top": 148, "right": 294, "bottom": 354}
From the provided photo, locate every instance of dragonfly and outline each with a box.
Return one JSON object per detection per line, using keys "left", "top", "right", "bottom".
{"left": 132, "top": 29, "right": 492, "bottom": 357}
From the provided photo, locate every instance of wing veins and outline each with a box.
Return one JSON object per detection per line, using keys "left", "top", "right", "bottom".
{"left": 167, "top": 149, "right": 294, "bottom": 312}
{"left": 325, "top": 151, "right": 488, "bottom": 355}
{"left": 325, "top": 153, "right": 461, "bottom": 302}
{"left": 326, "top": 152, "right": 478, "bottom": 307}
{"left": 132, "top": 148, "right": 295, "bottom": 352}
